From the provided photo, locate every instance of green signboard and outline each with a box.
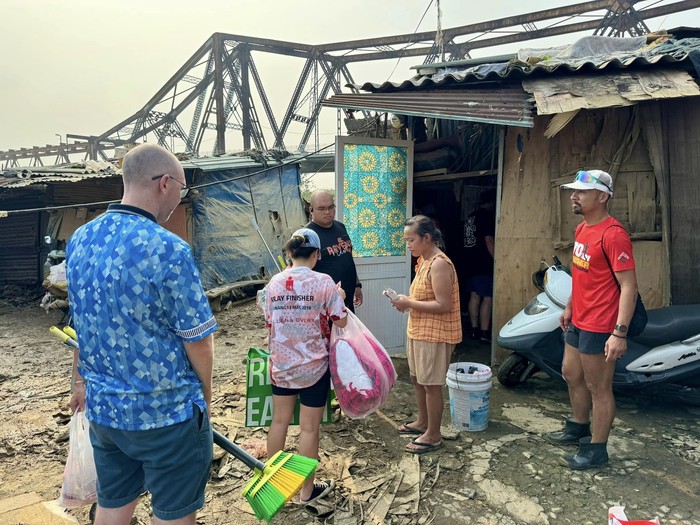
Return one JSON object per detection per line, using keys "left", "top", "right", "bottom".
{"left": 245, "top": 348, "right": 334, "bottom": 427}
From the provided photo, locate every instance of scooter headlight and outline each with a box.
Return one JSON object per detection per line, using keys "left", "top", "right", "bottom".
{"left": 524, "top": 297, "right": 549, "bottom": 315}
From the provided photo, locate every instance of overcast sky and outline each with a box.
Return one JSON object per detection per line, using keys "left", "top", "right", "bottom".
{"left": 2, "top": 0, "right": 699, "bottom": 152}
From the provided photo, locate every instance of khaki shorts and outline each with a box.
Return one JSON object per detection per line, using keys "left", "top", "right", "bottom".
{"left": 406, "top": 338, "right": 455, "bottom": 386}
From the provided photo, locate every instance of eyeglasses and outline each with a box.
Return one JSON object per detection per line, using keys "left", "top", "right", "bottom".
{"left": 314, "top": 205, "right": 336, "bottom": 213}
{"left": 574, "top": 171, "right": 611, "bottom": 191}
{"left": 151, "top": 174, "right": 191, "bottom": 199}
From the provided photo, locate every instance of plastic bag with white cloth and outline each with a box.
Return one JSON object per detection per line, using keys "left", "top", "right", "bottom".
{"left": 329, "top": 311, "right": 397, "bottom": 419}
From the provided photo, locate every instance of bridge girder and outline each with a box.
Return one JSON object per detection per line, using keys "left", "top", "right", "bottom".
{"left": 2, "top": 0, "right": 699, "bottom": 168}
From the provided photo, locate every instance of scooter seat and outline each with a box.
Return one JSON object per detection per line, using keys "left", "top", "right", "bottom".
{"left": 633, "top": 304, "right": 700, "bottom": 347}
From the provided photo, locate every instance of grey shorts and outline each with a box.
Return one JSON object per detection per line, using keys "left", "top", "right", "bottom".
{"left": 565, "top": 323, "right": 609, "bottom": 355}
{"left": 89, "top": 403, "right": 212, "bottom": 520}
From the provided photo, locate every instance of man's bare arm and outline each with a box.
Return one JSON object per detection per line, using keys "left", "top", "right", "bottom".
{"left": 184, "top": 334, "right": 215, "bottom": 415}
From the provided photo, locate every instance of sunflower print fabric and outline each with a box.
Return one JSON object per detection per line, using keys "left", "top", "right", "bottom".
{"left": 343, "top": 144, "right": 409, "bottom": 257}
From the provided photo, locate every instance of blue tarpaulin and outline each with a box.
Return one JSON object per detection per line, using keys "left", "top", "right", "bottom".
{"left": 189, "top": 162, "right": 305, "bottom": 290}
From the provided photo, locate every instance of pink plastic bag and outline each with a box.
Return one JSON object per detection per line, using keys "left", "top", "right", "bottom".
{"left": 609, "top": 506, "right": 661, "bottom": 525}
{"left": 330, "top": 311, "right": 397, "bottom": 419}
{"left": 58, "top": 410, "right": 97, "bottom": 508}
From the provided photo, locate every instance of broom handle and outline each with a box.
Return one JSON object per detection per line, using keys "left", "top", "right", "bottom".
{"left": 213, "top": 429, "right": 267, "bottom": 472}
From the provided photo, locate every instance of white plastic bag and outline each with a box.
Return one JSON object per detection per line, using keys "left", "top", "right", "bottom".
{"left": 58, "top": 410, "right": 97, "bottom": 508}
{"left": 330, "top": 311, "right": 397, "bottom": 419}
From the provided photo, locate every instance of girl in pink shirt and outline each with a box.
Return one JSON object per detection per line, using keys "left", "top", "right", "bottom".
{"left": 264, "top": 228, "right": 347, "bottom": 505}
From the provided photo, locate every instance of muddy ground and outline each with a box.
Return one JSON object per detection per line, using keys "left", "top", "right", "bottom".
{"left": 0, "top": 294, "right": 698, "bottom": 525}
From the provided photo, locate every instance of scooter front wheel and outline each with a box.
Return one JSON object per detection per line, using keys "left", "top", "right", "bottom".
{"left": 497, "top": 354, "right": 538, "bottom": 388}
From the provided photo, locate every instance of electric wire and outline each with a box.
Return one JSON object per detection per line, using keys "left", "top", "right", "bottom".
{"left": 385, "top": 0, "right": 435, "bottom": 82}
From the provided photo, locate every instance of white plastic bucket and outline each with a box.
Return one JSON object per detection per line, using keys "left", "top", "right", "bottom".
{"left": 446, "top": 362, "right": 492, "bottom": 432}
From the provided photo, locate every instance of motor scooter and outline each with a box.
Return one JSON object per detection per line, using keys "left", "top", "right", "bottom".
{"left": 497, "top": 256, "right": 700, "bottom": 405}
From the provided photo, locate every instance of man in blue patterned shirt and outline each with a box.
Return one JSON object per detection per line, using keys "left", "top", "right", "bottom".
{"left": 67, "top": 143, "right": 217, "bottom": 525}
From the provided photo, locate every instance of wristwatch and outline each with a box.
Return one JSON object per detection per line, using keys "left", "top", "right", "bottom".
{"left": 614, "top": 324, "right": 628, "bottom": 333}
{"left": 355, "top": 283, "right": 362, "bottom": 288}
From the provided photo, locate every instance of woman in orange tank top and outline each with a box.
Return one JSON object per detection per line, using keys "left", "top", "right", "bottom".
{"left": 390, "top": 215, "right": 461, "bottom": 454}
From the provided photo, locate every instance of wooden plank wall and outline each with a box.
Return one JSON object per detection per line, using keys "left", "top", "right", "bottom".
{"left": 493, "top": 117, "right": 568, "bottom": 365}
{"left": 493, "top": 106, "right": 667, "bottom": 365}
{"left": 663, "top": 99, "right": 700, "bottom": 304}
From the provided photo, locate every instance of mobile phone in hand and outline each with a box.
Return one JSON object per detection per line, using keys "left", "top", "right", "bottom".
{"left": 383, "top": 288, "right": 399, "bottom": 301}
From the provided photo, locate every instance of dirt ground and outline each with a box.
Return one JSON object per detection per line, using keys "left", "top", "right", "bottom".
{"left": 0, "top": 294, "right": 698, "bottom": 525}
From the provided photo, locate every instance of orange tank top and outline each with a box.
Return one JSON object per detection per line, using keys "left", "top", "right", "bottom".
{"left": 407, "top": 253, "right": 462, "bottom": 344}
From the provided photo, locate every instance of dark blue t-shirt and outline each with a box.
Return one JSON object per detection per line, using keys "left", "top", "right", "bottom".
{"left": 305, "top": 220, "right": 358, "bottom": 312}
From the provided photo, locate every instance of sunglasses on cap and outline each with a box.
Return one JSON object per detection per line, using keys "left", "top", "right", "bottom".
{"left": 151, "top": 174, "right": 191, "bottom": 199}
{"left": 574, "top": 170, "right": 612, "bottom": 192}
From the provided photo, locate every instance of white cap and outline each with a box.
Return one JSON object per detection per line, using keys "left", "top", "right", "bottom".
{"left": 561, "top": 170, "right": 613, "bottom": 195}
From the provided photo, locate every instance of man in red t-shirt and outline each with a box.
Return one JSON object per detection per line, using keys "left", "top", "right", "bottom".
{"left": 546, "top": 170, "right": 639, "bottom": 470}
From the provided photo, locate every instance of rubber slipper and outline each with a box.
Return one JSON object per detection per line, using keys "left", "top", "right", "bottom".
{"left": 398, "top": 423, "right": 424, "bottom": 435}
{"left": 405, "top": 440, "right": 442, "bottom": 455}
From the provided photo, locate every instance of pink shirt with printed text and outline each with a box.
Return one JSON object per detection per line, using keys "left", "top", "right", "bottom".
{"left": 265, "top": 266, "right": 347, "bottom": 389}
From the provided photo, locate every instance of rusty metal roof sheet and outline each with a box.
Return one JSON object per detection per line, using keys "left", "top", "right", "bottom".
{"left": 0, "top": 161, "right": 121, "bottom": 189}
{"left": 180, "top": 151, "right": 302, "bottom": 172}
{"left": 322, "top": 86, "right": 534, "bottom": 127}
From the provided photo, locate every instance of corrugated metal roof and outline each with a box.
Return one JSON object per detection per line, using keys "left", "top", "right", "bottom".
{"left": 0, "top": 161, "right": 120, "bottom": 189}
{"left": 0, "top": 153, "right": 308, "bottom": 194}
{"left": 355, "top": 53, "right": 693, "bottom": 92}
{"left": 323, "top": 86, "right": 534, "bottom": 128}
{"left": 355, "top": 37, "right": 700, "bottom": 93}
{"left": 0, "top": 213, "right": 41, "bottom": 284}
{"left": 181, "top": 152, "right": 303, "bottom": 172}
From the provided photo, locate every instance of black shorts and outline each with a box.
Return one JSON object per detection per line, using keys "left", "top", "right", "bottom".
{"left": 469, "top": 275, "right": 493, "bottom": 297}
{"left": 565, "top": 323, "right": 609, "bottom": 355}
{"left": 271, "top": 368, "right": 330, "bottom": 408}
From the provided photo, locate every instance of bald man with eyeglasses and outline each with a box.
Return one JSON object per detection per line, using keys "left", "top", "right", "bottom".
{"left": 306, "top": 189, "right": 363, "bottom": 313}
{"left": 66, "top": 143, "right": 217, "bottom": 525}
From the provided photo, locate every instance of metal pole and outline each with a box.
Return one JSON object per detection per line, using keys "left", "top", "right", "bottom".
{"left": 251, "top": 217, "right": 282, "bottom": 272}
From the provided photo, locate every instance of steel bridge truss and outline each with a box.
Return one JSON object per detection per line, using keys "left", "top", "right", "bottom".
{"left": 1, "top": 0, "right": 699, "bottom": 168}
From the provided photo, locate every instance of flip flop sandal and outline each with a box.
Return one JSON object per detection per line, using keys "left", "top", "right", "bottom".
{"left": 405, "top": 440, "right": 443, "bottom": 455}
{"left": 398, "top": 423, "right": 424, "bottom": 435}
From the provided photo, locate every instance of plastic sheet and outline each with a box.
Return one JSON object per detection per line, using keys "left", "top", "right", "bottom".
{"left": 330, "top": 312, "right": 397, "bottom": 419}
{"left": 191, "top": 164, "right": 306, "bottom": 290}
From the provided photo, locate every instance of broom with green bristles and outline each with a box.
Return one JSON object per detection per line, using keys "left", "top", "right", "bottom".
{"left": 49, "top": 326, "right": 318, "bottom": 522}
{"left": 213, "top": 429, "right": 318, "bottom": 521}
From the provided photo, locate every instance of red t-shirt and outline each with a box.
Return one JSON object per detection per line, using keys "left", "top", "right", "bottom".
{"left": 571, "top": 217, "right": 636, "bottom": 333}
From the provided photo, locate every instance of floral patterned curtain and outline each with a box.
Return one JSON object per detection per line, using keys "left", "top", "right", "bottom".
{"left": 342, "top": 144, "right": 409, "bottom": 257}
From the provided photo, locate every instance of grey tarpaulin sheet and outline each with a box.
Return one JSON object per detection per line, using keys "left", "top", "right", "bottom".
{"left": 191, "top": 163, "right": 305, "bottom": 289}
